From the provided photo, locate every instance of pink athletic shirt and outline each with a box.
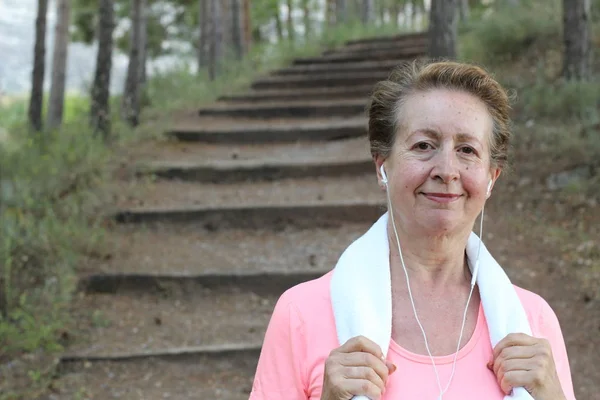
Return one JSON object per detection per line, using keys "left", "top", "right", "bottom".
{"left": 250, "top": 271, "right": 576, "bottom": 400}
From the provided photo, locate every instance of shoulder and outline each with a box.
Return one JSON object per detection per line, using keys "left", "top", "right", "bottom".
{"left": 512, "top": 285, "right": 563, "bottom": 338}
{"left": 274, "top": 271, "right": 333, "bottom": 320}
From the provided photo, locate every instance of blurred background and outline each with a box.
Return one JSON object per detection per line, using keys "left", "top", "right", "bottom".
{"left": 0, "top": 0, "right": 598, "bottom": 399}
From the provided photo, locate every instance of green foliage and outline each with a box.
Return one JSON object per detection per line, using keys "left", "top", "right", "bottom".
{"left": 519, "top": 78, "right": 600, "bottom": 122}
{"left": 459, "top": 0, "right": 561, "bottom": 65}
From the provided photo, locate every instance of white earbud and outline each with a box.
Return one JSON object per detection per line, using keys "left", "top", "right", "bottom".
{"left": 380, "top": 164, "right": 388, "bottom": 186}
{"left": 486, "top": 180, "right": 493, "bottom": 197}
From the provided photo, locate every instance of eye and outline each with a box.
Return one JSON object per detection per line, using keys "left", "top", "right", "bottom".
{"left": 415, "top": 142, "right": 433, "bottom": 151}
{"left": 459, "top": 146, "right": 476, "bottom": 155}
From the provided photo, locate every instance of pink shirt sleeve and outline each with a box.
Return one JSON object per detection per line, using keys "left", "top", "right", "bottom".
{"left": 249, "top": 290, "right": 309, "bottom": 400}
{"left": 534, "top": 297, "right": 576, "bottom": 400}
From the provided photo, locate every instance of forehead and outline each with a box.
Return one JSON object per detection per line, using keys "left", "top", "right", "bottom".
{"left": 397, "top": 89, "right": 494, "bottom": 141}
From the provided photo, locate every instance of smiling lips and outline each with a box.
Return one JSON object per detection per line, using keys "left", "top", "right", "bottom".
{"left": 421, "top": 192, "right": 462, "bottom": 203}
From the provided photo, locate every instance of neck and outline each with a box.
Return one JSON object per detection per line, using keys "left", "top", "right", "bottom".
{"left": 387, "top": 219, "right": 473, "bottom": 288}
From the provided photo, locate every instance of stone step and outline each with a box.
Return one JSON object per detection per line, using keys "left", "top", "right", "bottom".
{"left": 133, "top": 137, "right": 372, "bottom": 182}
{"left": 56, "top": 350, "right": 257, "bottom": 399}
{"left": 110, "top": 174, "right": 385, "bottom": 226}
{"left": 218, "top": 85, "right": 374, "bottom": 103}
{"left": 167, "top": 116, "right": 367, "bottom": 143}
{"left": 62, "top": 287, "right": 274, "bottom": 361}
{"left": 294, "top": 46, "right": 426, "bottom": 65}
{"left": 79, "top": 221, "right": 369, "bottom": 292}
{"left": 197, "top": 98, "right": 366, "bottom": 119}
{"left": 250, "top": 71, "right": 389, "bottom": 90}
{"left": 345, "top": 31, "right": 428, "bottom": 46}
{"left": 322, "top": 41, "right": 428, "bottom": 57}
{"left": 272, "top": 59, "right": 405, "bottom": 76}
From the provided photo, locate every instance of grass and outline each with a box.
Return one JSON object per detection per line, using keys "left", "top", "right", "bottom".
{"left": 0, "top": 21, "right": 409, "bottom": 399}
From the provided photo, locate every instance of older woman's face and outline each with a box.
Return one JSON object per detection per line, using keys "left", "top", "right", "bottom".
{"left": 379, "top": 89, "right": 500, "bottom": 236}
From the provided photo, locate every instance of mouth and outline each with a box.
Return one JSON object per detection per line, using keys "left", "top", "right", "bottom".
{"left": 421, "top": 192, "right": 462, "bottom": 203}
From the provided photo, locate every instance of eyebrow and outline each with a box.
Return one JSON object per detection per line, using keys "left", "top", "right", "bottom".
{"left": 408, "top": 129, "right": 483, "bottom": 146}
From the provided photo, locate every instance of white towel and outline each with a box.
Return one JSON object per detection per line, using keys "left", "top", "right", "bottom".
{"left": 330, "top": 212, "right": 534, "bottom": 400}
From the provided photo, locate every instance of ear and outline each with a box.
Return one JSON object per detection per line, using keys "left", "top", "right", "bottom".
{"left": 486, "top": 168, "right": 502, "bottom": 198}
{"left": 374, "top": 155, "right": 387, "bottom": 189}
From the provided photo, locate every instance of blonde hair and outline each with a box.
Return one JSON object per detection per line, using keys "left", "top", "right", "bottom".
{"left": 367, "top": 60, "right": 512, "bottom": 168}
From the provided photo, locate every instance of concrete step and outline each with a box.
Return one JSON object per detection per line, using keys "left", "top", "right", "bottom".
{"left": 56, "top": 349, "right": 257, "bottom": 399}
{"left": 133, "top": 137, "right": 371, "bottom": 182}
{"left": 197, "top": 98, "right": 366, "bottom": 119}
{"left": 110, "top": 174, "right": 385, "bottom": 226}
{"left": 78, "top": 221, "right": 369, "bottom": 293}
{"left": 167, "top": 116, "right": 367, "bottom": 143}
{"left": 251, "top": 71, "right": 389, "bottom": 90}
{"left": 62, "top": 287, "right": 274, "bottom": 361}
{"left": 323, "top": 41, "right": 428, "bottom": 57}
{"left": 294, "top": 46, "right": 426, "bottom": 64}
{"left": 272, "top": 59, "right": 405, "bottom": 76}
{"left": 345, "top": 31, "right": 428, "bottom": 46}
{"left": 218, "top": 85, "right": 374, "bottom": 103}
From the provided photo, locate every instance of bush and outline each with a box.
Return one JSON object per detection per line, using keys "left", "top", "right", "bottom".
{"left": 459, "top": 0, "right": 561, "bottom": 65}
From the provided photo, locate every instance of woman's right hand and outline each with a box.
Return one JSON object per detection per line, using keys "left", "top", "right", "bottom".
{"left": 320, "top": 335, "right": 397, "bottom": 400}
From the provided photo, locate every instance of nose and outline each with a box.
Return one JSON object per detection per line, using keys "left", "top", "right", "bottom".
{"left": 430, "top": 147, "right": 460, "bottom": 184}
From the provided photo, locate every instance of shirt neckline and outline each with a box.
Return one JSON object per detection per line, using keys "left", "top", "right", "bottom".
{"left": 388, "top": 301, "right": 485, "bottom": 364}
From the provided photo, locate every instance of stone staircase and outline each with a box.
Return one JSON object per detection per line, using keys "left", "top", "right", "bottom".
{"left": 56, "top": 32, "right": 429, "bottom": 399}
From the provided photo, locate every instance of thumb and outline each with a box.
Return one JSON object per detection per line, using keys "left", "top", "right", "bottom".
{"left": 386, "top": 361, "right": 397, "bottom": 375}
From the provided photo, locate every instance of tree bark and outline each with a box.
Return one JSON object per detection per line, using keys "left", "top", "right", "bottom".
{"left": 326, "top": 0, "right": 336, "bottom": 26}
{"left": 428, "top": 0, "right": 458, "bottom": 59}
{"left": 28, "top": 0, "right": 48, "bottom": 132}
{"left": 90, "top": 0, "right": 115, "bottom": 139}
{"left": 563, "top": 0, "right": 592, "bottom": 80}
{"left": 274, "top": 9, "right": 284, "bottom": 41}
{"left": 121, "top": 0, "right": 144, "bottom": 127}
{"left": 302, "top": 0, "right": 311, "bottom": 38}
{"left": 47, "top": 0, "right": 70, "bottom": 130}
{"left": 336, "top": 0, "right": 347, "bottom": 24}
{"left": 242, "top": 0, "right": 252, "bottom": 53}
{"left": 459, "top": 0, "right": 469, "bottom": 22}
{"left": 208, "top": 0, "right": 222, "bottom": 80}
{"left": 361, "top": 0, "right": 374, "bottom": 24}
{"left": 199, "top": 0, "right": 209, "bottom": 69}
{"left": 286, "top": 0, "right": 295, "bottom": 41}
{"left": 231, "top": 0, "right": 243, "bottom": 60}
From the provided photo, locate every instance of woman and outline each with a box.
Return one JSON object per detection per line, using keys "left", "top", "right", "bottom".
{"left": 249, "top": 61, "right": 575, "bottom": 400}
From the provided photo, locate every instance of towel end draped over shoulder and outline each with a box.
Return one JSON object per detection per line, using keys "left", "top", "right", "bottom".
{"left": 330, "top": 212, "right": 534, "bottom": 400}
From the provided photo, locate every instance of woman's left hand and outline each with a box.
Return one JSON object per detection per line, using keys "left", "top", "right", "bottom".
{"left": 488, "top": 333, "right": 566, "bottom": 400}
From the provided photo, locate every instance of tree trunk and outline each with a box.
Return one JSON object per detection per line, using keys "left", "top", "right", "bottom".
{"left": 326, "top": 0, "right": 336, "bottom": 26}
{"left": 231, "top": 0, "right": 243, "bottom": 60}
{"left": 563, "top": 0, "right": 592, "bottom": 80}
{"left": 90, "top": 0, "right": 115, "bottom": 139}
{"left": 208, "top": 0, "right": 222, "bottom": 80}
{"left": 47, "top": 0, "right": 70, "bottom": 130}
{"left": 459, "top": 0, "right": 469, "bottom": 22}
{"left": 361, "top": 0, "right": 374, "bottom": 24}
{"left": 274, "top": 9, "right": 284, "bottom": 41}
{"left": 286, "top": 0, "right": 295, "bottom": 41}
{"left": 428, "top": 0, "right": 458, "bottom": 59}
{"left": 121, "top": 0, "right": 144, "bottom": 127}
{"left": 199, "top": 0, "right": 209, "bottom": 69}
{"left": 336, "top": 0, "right": 347, "bottom": 24}
{"left": 28, "top": 0, "right": 48, "bottom": 132}
{"left": 140, "top": 2, "right": 148, "bottom": 85}
{"left": 390, "top": 1, "right": 400, "bottom": 26}
{"left": 242, "top": 0, "right": 252, "bottom": 53}
{"left": 302, "top": 0, "right": 311, "bottom": 38}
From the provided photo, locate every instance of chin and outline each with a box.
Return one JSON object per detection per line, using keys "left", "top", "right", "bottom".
{"left": 416, "top": 214, "right": 463, "bottom": 236}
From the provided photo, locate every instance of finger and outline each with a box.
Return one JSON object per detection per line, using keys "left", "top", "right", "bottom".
{"left": 493, "top": 333, "right": 538, "bottom": 360}
{"left": 342, "top": 366, "right": 386, "bottom": 393}
{"left": 340, "top": 335, "right": 384, "bottom": 359}
{"left": 345, "top": 378, "right": 384, "bottom": 400}
{"left": 340, "top": 352, "right": 390, "bottom": 384}
{"left": 493, "top": 357, "right": 535, "bottom": 383}
{"left": 500, "top": 370, "right": 535, "bottom": 395}
{"left": 493, "top": 346, "right": 537, "bottom": 377}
